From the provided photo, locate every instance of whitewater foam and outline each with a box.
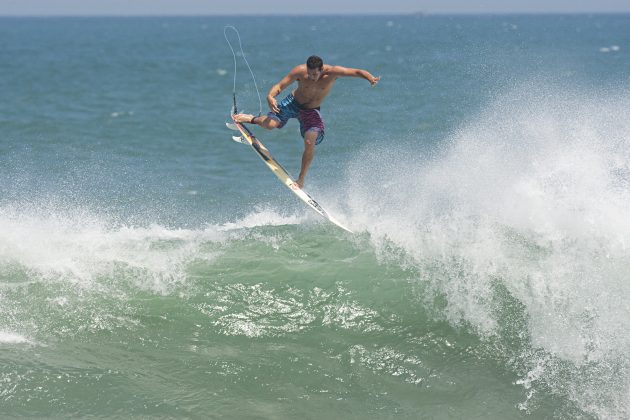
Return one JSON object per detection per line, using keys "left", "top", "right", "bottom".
{"left": 346, "top": 83, "right": 630, "bottom": 418}
{"left": 0, "top": 204, "right": 321, "bottom": 293}
{"left": 0, "top": 331, "right": 31, "bottom": 345}
{"left": 0, "top": 204, "right": 226, "bottom": 293}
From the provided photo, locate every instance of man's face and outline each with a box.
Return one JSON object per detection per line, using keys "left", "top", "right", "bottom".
{"left": 307, "top": 67, "right": 323, "bottom": 81}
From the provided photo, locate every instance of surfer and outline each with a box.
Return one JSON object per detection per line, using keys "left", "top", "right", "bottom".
{"left": 233, "top": 55, "right": 379, "bottom": 189}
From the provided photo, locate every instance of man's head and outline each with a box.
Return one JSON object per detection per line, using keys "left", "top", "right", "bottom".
{"left": 306, "top": 55, "right": 324, "bottom": 81}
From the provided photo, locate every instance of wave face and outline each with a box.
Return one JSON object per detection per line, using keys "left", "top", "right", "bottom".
{"left": 3, "top": 86, "right": 630, "bottom": 419}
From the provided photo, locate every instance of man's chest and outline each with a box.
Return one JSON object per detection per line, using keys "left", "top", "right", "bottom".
{"left": 298, "top": 76, "right": 335, "bottom": 93}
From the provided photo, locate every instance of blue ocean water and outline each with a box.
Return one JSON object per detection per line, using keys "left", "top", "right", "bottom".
{"left": 1, "top": 14, "right": 630, "bottom": 419}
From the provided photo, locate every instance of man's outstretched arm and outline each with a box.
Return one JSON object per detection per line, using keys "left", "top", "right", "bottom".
{"left": 329, "top": 66, "right": 380, "bottom": 86}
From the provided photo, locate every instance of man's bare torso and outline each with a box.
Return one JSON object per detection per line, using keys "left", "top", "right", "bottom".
{"left": 292, "top": 65, "right": 337, "bottom": 109}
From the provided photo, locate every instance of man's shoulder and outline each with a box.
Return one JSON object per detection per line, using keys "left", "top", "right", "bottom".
{"left": 324, "top": 65, "right": 349, "bottom": 75}
{"left": 291, "top": 64, "right": 307, "bottom": 73}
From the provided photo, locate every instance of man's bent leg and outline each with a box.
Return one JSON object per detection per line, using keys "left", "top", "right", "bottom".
{"left": 296, "top": 131, "right": 318, "bottom": 189}
{"left": 233, "top": 114, "right": 280, "bottom": 130}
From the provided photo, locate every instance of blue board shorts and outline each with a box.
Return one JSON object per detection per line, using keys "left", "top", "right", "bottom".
{"left": 267, "top": 94, "right": 325, "bottom": 145}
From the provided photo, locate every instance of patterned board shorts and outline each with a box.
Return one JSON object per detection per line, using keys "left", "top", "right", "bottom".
{"left": 267, "top": 93, "right": 325, "bottom": 145}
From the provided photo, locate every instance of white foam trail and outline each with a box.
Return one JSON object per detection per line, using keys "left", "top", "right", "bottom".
{"left": 0, "top": 331, "right": 31, "bottom": 345}
{"left": 346, "top": 84, "right": 630, "bottom": 418}
{"left": 219, "top": 207, "right": 306, "bottom": 231}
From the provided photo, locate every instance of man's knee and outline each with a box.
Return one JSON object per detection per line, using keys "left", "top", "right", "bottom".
{"left": 262, "top": 118, "right": 280, "bottom": 130}
{"left": 304, "top": 130, "right": 321, "bottom": 146}
{"left": 303, "top": 132, "right": 318, "bottom": 147}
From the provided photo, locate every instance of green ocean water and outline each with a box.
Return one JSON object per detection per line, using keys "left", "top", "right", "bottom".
{"left": 1, "top": 15, "right": 630, "bottom": 419}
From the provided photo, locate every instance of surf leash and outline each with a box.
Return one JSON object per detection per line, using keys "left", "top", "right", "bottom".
{"left": 223, "top": 25, "right": 262, "bottom": 117}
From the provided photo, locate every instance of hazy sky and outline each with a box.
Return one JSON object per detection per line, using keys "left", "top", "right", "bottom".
{"left": 1, "top": 0, "right": 629, "bottom": 16}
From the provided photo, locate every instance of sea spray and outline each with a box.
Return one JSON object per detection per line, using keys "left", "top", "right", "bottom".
{"left": 346, "top": 84, "right": 630, "bottom": 417}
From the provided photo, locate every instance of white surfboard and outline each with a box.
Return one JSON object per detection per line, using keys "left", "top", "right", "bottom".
{"left": 227, "top": 115, "right": 352, "bottom": 233}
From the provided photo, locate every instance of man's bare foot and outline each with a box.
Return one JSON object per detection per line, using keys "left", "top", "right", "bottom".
{"left": 233, "top": 114, "right": 256, "bottom": 124}
{"left": 295, "top": 178, "right": 305, "bottom": 189}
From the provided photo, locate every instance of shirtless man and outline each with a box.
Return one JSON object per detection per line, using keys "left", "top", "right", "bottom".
{"left": 234, "top": 55, "right": 379, "bottom": 188}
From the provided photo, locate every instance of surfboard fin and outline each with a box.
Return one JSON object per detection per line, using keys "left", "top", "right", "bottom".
{"left": 231, "top": 135, "right": 248, "bottom": 144}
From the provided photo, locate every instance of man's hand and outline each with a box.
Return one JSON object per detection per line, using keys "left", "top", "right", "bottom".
{"left": 369, "top": 76, "right": 381, "bottom": 86}
{"left": 267, "top": 96, "right": 279, "bottom": 113}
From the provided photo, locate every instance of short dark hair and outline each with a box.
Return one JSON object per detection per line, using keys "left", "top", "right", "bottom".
{"left": 306, "top": 55, "right": 323, "bottom": 69}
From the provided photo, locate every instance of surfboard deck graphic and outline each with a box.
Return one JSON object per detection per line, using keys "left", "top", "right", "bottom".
{"left": 228, "top": 115, "right": 352, "bottom": 233}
